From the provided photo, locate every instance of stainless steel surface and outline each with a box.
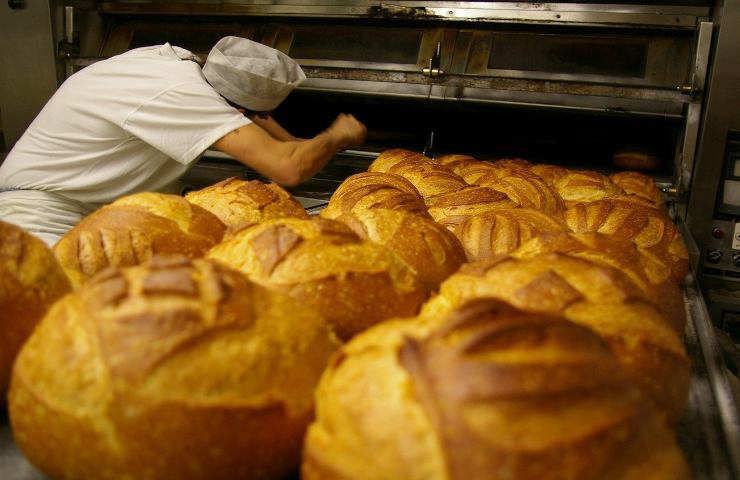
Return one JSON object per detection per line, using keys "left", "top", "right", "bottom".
{"left": 0, "top": 0, "right": 57, "bottom": 151}
{"left": 97, "top": 1, "right": 710, "bottom": 28}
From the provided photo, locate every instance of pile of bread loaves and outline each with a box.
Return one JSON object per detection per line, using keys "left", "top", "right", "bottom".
{"left": 0, "top": 149, "right": 691, "bottom": 479}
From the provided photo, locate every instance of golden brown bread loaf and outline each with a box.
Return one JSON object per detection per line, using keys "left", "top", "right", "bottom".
{"left": 420, "top": 253, "right": 690, "bottom": 422}
{"left": 0, "top": 221, "right": 71, "bottom": 396}
{"left": 53, "top": 192, "right": 225, "bottom": 288}
{"left": 368, "top": 148, "right": 430, "bottom": 172}
{"left": 335, "top": 208, "right": 466, "bottom": 290}
{"left": 564, "top": 199, "right": 689, "bottom": 282}
{"left": 320, "top": 172, "right": 429, "bottom": 221}
{"left": 454, "top": 208, "right": 569, "bottom": 261}
{"left": 434, "top": 153, "right": 478, "bottom": 173}
{"left": 511, "top": 232, "right": 686, "bottom": 333}
{"left": 9, "top": 256, "right": 339, "bottom": 480}
{"left": 207, "top": 217, "right": 427, "bottom": 340}
{"left": 612, "top": 149, "right": 661, "bottom": 172}
{"left": 453, "top": 161, "right": 500, "bottom": 184}
{"left": 478, "top": 171, "right": 565, "bottom": 213}
{"left": 369, "top": 149, "right": 468, "bottom": 204}
{"left": 552, "top": 170, "right": 625, "bottom": 206}
{"left": 609, "top": 171, "right": 665, "bottom": 206}
{"left": 303, "top": 299, "right": 690, "bottom": 480}
{"left": 185, "top": 177, "right": 309, "bottom": 230}
{"left": 528, "top": 163, "right": 571, "bottom": 185}
{"left": 426, "top": 186, "right": 517, "bottom": 231}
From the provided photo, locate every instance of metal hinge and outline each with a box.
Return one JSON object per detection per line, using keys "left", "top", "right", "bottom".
{"left": 422, "top": 41, "right": 444, "bottom": 78}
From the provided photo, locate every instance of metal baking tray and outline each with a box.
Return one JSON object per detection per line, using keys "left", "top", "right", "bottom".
{"left": 1, "top": 278, "right": 738, "bottom": 479}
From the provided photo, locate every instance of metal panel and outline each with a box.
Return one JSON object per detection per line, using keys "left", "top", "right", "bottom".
{"left": 0, "top": 0, "right": 58, "bottom": 152}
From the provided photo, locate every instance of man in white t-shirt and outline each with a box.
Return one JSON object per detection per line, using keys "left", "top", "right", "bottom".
{"left": 0, "top": 36, "right": 366, "bottom": 246}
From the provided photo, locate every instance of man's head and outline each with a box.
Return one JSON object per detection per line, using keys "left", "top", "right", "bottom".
{"left": 203, "top": 36, "right": 306, "bottom": 112}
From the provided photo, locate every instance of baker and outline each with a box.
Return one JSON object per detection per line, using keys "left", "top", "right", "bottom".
{"left": 0, "top": 36, "right": 366, "bottom": 246}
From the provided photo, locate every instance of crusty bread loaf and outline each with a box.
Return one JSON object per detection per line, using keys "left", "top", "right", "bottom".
{"left": 0, "top": 221, "right": 71, "bottom": 396}
{"left": 185, "top": 177, "right": 308, "bottom": 230}
{"left": 609, "top": 171, "right": 665, "bottom": 206}
{"left": 303, "top": 299, "right": 690, "bottom": 480}
{"left": 9, "top": 256, "right": 338, "bottom": 480}
{"left": 382, "top": 161, "right": 468, "bottom": 205}
{"left": 53, "top": 192, "right": 225, "bottom": 288}
{"left": 552, "top": 170, "right": 625, "bottom": 206}
{"left": 528, "top": 163, "right": 571, "bottom": 186}
{"left": 320, "top": 172, "right": 429, "bottom": 221}
{"left": 564, "top": 199, "right": 688, "bottom": 282}
{"left": 369, "top": 149, "right": 467, "bottom": 204}
{"left": 434, "top": 153, "right": 478, "bottom": 173}
{"left": 427, "top": 186, "right": 517, "bottom": 231}
{"left": 613, "top": 149, "right": 661, "bottom": 172}
{"left": 454, "top": 161, "right": 501, "bottom": 185}
{"left": 420, "top": 253, "right": 690, "bottom": 422}
{"left": 207, "top": 217, "right": 427, "bottom": 340}
{"left": 454, "top": 208, "right": 569, "bottom": 261}
{"left": 335, "top": 208, "right": 466, "bottom": 290}
{"left": 511, "top": 232, "right": 686, "bottom": 333}
{"left": 478, "top": 172, "right": 565, "bottom": 213}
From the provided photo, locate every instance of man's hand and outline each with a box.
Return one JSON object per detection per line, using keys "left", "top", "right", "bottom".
{"left": 325, "top": 114, "right": 367, "bottom": 150}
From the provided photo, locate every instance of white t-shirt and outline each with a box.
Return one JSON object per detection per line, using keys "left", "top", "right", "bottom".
{"left": 0, "top": 43, "right": 251, "bottom": 209}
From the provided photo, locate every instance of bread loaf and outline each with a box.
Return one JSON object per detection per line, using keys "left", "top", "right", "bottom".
{"left": 609, "top": 171, "right": 665, "bottom": 206}
{"left": 454, "top": 161, "right": 501, "bottom": 185}
{"left": 320, "top": 172, "right": 428, "bottom": 221}
{"left": 9, "top": 256, "right": 338, "bottom": 480}
{"left": 454, "top": 208, "right": 569, "bottom": 261}
{"left": 207, "top": 217, "right": 427, "bottom": 340}
{"left": 434, "top": 153, "right": 478, "bottom": 173}
{"left": 53, "top": 192, "right": 225, "bottom": 288}
{"left": 511, "top": 232, "right": 686, "bottom": 333}
{"left": 335, "top": 208, "right": 466, "bottom": 290}
{"left": 303, "top": 299, "right": 690, "bottom": 480}
{"left": 427, "top": 186, "right": 516, "bottom": 231}
{"left": 185, "top": 177, "right": 308, "bottom": 230}
{"left": 564, "top": 199, "right": 689, "bottom": 282}
{"left": 479, "top": 172, "right": 565, "bottom": 213}
{"left": 552, "top": 170, "right": 624, "bottom": 206}
{"left": 421, "top": 254, "right": 690, "bottom": 422}
{"left": 528, "top": 163, "right": 571, "bottom": 185}
{"left": 368, "top": 148, "right": 430, "bottom": 173}
{"left": 0, "top": 221, "right": 71, "bottom": 396}
{"left": 612, "top": 149, "right": 661, "bottom": 171}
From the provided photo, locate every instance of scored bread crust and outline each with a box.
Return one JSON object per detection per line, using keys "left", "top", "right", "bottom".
{"left": 9, "top": 256, "right": 338, "bottom": 480}
{"left": 53, "top": 192, "right": 225, "bottom": 288}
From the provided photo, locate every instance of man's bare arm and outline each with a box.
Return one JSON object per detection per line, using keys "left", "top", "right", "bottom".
{"left": 212, "top": 113, "right": 366, "bottom": 187}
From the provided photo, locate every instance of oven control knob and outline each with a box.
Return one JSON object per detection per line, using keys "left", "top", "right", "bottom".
{"left": 707, "top": 249, "right": 723, "bottom": 264}
{"left": 8, "top": 0, "right": 25, "bottom": 9}
{"left": 732, "top": 253, "right": 740, "bottom": 268}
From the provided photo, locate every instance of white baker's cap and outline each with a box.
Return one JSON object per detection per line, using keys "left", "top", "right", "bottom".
{"left": 203, "top": 36, "right": 306, "bottom": 112}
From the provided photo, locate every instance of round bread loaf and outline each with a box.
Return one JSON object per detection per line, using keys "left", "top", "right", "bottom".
{"left": 9, "top": 255, "right": 338, "bottom": 480}
{"left": 420, "top": 254, "right": 689, "bottom": 422}
{"left": 612, "top": 149, "right": 661, "bottom": 171}
{"left": 185, "top": 177, "right": 308, "bottom": 230}
{"left": 552, "top": 171, "right": 624, "bottom": 206}
{"left": 320, "top": 172, "right": 428, "bottom": 221}
{"left": 335, "top": 209, "right": 466, "bottom": 290}
{"left": 609, "top": 171, "right": 665, "bottom": 206}
{"left": 528, "top": 163, "right": 571, "bottom": 186}
{"left": 511, "top": 232, "right": 686, "bottom": 333}
{"left": 479, "top": 172, "right": 565, "bottom": 213}
{"left": 207, "top": 217, "right": 428, "bottom": 340}
{"left": 53, "top": 192, "right": 225, "bottom": 288}
{"left": 454, "top": 208, "right": 569, "bottom": 261}
{"left": 368, "top": 148, "right": 430, "bottom": 172}
{"left": 382, "top": 161, "right": 468, "bottom": 205}
{"left": 303, "top": 299, "right": 690, "bottom": 480}
{"left": 564, "top": 199, "right": 688, "bottom": 282}
{"left": 427, "top": 186, "right": 516, "bottom": 231}
{"left": 434, "top": 153, "right": 478, "bottom": 173}
{"left": 0, "top": 221, "right": 71, "bottom": 396}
